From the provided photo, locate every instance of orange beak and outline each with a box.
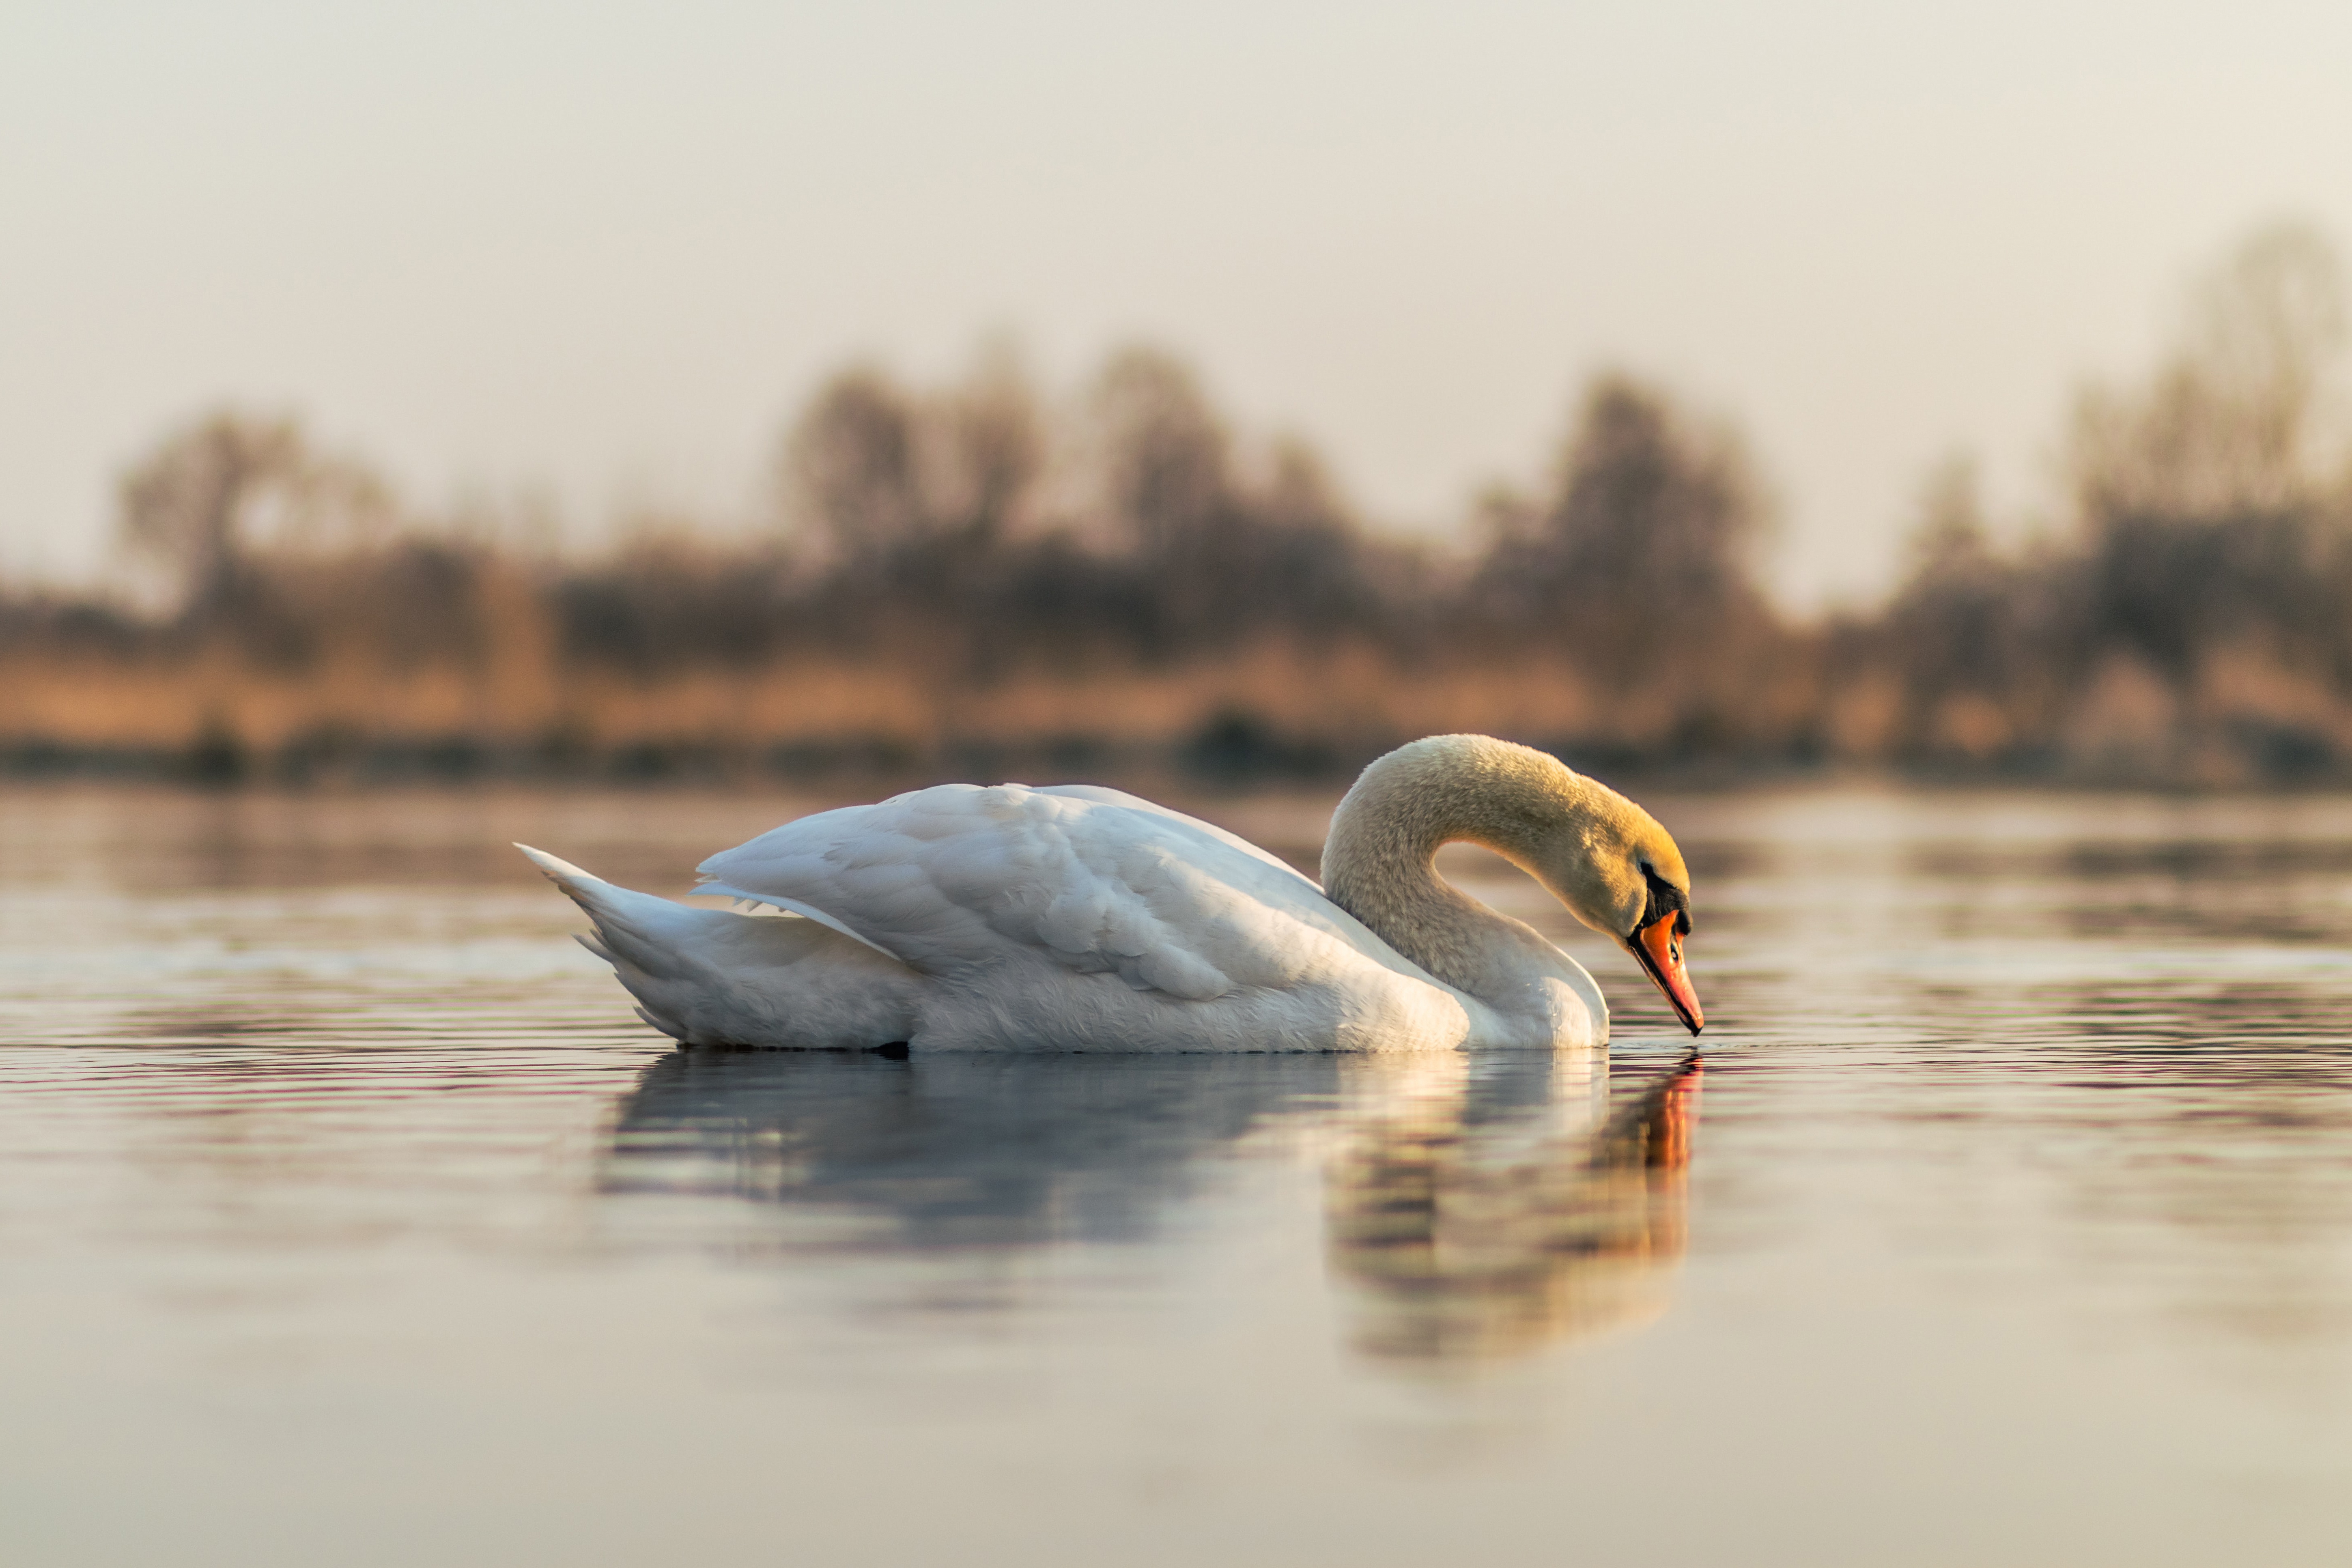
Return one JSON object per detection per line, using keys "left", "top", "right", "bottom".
{"left": 1628, "top": 914, "right": 1704, "bottom": 1035}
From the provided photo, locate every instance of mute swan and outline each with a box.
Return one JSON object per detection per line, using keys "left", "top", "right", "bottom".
{"left": 520, "top": 733, "right": 1702, "bottom": 1052}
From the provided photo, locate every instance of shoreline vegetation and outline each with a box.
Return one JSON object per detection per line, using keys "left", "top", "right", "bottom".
{"left": 7, "top": 225, "right": 2350, "bottom": 792}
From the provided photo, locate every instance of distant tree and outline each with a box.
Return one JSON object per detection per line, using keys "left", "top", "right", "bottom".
{"left": 932, "top": 345, "right": 1046, "bottom": 548}
{"left": 1902, "top": 456, "right": 1994, "bottom": 584}
{"left": 1475, "top": 373, "right": 1772, "bottom": 680}
{"left": 1222, "top": 438, "right": 1399, "bottom": 639}
{"left": 1876, "top": 456, "right": 2064, "bottom": 740}
{"left": 1856, "top": 223, "right": 2352, "bottom": 777}
{"left": 778, "top": 350, "right": 1048, "bottom": 570}
{"left": 118, "top": 411, "right": 394, "bottom": 615}
{"left": 1089, "top": 346, "right": 1231, "bottom": 559}
{"left": 1548, "top": 375, "right": 1764, "bottom": 607}
{"left": 779, "top": 368, "right": 928, "bottom": 562}
{"left": 2070, "top": 221, "right": 2346, "bottom": 524}
{"left": 554, "top": 530, "right": 793, "bottom": 673}
{"left": 1073, "top": 348, "right": 1407, "bottom": 655}
{"left": 2064, "top": 222, "right": 2352, "bottom": 688}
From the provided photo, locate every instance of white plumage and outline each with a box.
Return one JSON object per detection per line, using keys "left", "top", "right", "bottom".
{"left": 522, "top": 735, "right": 1704, "bottom": 1053}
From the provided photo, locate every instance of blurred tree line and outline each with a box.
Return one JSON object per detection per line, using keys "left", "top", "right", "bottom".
{"left": 1846, "top": 221, "right": 2352, "bottom": 781}
{"left": 1, "top": 223, "right": 2346, "bottom": 786}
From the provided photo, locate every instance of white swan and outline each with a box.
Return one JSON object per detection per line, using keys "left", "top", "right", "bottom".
{"left": 519, "top": 733, "right": 1702, "bottom": 1052}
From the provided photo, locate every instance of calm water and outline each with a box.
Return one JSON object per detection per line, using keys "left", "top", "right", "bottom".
{"left": 5, "top": 783, "right": 2352, "bottom": 1566}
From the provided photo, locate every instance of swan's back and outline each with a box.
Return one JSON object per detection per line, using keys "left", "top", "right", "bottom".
{"left": 694, "top": 783, "right": 1467, "bottom": 1049}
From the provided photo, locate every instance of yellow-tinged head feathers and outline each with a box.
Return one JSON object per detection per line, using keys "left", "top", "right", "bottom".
{"left": 1326, "top": 734, "right": 1702, "bottom": 1033}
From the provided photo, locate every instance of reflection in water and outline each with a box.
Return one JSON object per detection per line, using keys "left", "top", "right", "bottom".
{"left": 1329, "top": 1051, "right": 1700, "bottom": 1364}
{"left": 601, "top": 1049, "right": 1339, "bottom": 1248}
{"left": 602, "top": 1043, "right": 1700, "bottom": 1365}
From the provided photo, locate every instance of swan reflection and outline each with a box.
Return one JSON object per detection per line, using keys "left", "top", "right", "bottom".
{"left": 600, "top": 1045, "right": 1698, "bottom": 1362}
{"left": 1327, "top": 1049, "right": 1700, "bottom": 1364}
{"left": 600, "top": 1050, "right": 1339, "bottom": 1247}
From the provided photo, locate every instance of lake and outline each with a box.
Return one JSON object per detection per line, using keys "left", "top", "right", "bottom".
{"left": 4, "top": 781, "right": 2352, "bottom": 1566}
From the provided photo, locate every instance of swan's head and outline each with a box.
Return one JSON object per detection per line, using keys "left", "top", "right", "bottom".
{"left": 1330, "top": 735, "right": 1706, "bottom": 1035}
{"left": 1509, "top": 768, "right": 1702, "bottom": 1036}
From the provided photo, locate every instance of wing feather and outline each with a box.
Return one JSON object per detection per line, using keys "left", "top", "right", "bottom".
{"left": 693, "top": 783, "right": 1388, "bottom": 1002}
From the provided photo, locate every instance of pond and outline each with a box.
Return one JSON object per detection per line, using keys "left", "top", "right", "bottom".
{"left": 3, "top": 782, "right": 2351, "bottom": 1565}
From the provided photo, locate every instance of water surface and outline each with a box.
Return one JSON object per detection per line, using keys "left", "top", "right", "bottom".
{"left": 4, "top": 783, "right": 2352, "bottom": 1565}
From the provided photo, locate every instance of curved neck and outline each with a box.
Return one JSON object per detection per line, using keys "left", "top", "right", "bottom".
{"left": 1319, "top": 738, "right": 1601, "bottom": 1007}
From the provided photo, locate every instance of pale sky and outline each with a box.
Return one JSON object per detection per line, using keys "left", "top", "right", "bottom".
{"left": 5, "top": 0, "right": 2349, "bottom": 609}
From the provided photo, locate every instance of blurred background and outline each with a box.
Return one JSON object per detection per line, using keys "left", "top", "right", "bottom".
{"left": 6, "top": 0, "right": 2351, "bottom": 790}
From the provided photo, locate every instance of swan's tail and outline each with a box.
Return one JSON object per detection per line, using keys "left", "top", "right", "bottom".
{"left": 517, "top": 843, "right": 710, "bottom": 1039}
{"left": 516, "top": 843, "right": 920, "bottom": 1050}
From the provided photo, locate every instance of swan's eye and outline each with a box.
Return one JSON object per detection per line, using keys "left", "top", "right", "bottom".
{"left": 1638, "top": 860, "right": 1688, "bottom": 936}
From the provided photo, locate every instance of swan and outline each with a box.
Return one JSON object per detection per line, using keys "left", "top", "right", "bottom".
{"left": 519, "top": 733, "right": 1702, "bottom": 1052}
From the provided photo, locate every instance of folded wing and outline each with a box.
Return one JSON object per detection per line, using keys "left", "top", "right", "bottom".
{"left": 695, "top": 783, "right": 1427, "bottom": 1003}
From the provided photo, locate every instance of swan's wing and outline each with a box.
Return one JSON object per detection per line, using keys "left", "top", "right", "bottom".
{"left": 1034, "top": 785, "right": 1321, "bottom": 893}
{"left": 694, "top": 784, "right": 1421, "bottom": 1002}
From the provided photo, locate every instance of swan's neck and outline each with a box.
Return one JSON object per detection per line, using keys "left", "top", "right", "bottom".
{"left": 1320, "top": 738, "right": 1603, "bottom": 1011}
